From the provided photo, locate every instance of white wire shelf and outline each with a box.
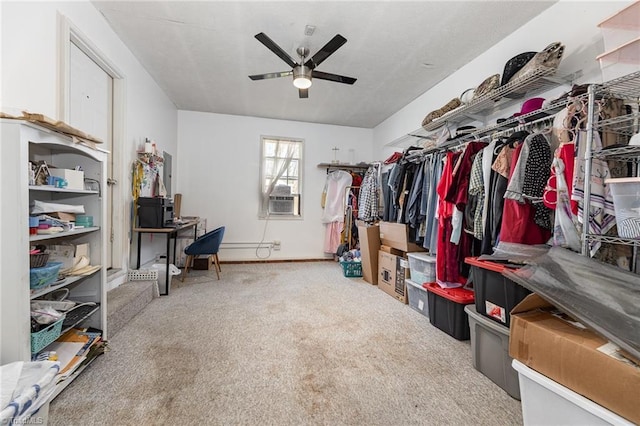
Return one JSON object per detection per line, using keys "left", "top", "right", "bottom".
{"left": 586, "top": 234, "right": 640, "bottom": 246}
{"left": 388, "top": 66, "right": 566, "bottom": 148}
{"left": 421, "top": 66, "right": 561, "bottom": 132}
{"left": 592, "top": 144, "right": 640, "bottom": 162}
{"left": 597, "top": 70, "right": 640, "bottom": 99}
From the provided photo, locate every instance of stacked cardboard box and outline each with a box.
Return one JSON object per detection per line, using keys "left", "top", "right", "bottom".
{"left": 509, "top": 294, "right": 640, "bottom": 424}
{"left": 376, "top": 222, "right": 426, "bottom": 304}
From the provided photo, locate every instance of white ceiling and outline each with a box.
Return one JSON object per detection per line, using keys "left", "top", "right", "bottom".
{"left": 92, "top": 1, "right": 556, "bottom": 128}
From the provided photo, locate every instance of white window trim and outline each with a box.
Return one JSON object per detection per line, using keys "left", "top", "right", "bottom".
{"left": 259, "top": 135, "right": 304, "bottom": 219}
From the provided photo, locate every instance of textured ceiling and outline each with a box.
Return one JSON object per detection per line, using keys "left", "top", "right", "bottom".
{"left": 92, "top": 1, "right": 556, "bottom": 128}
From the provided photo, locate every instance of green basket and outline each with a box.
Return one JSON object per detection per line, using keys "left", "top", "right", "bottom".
{"left": 340, "top": 261, "right": 363, "bottom": 278}
{"left": 31, "top": 316, "right": 64, "bottom": 354}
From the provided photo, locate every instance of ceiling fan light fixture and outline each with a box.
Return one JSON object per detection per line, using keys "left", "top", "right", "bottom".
{"left": 293, "top": 65, "right": 312, "bottom": 89}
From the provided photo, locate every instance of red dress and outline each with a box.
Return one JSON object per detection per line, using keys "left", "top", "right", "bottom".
{"left": 436, "top": 151, "right": 466, "bottom": 287}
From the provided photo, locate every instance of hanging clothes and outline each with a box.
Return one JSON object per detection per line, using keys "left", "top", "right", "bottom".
{"left": 421, "top": 153, "right": 443, "bottom": 253}
{"left": 406, "top": 160, "right": 425, "bottom": 229}
{"left": 571, "top": 130, "right": 617, "bottom": 256}
{"left": 358, "top": 163, "right": 380, "bottom": 222}
{"left": 322, "top": 170, "right": 352, "bottom": 254}
{"left": 500, "top": 140, "right": 552, "bottom": 245}
{"left": 481, "top": 131, "right": 528, "bottom": 254}
{"left": 467, "top": 150, "right": 485, "bottom": 241}
{"left": 436, "top": 151, "right": 465, "bottom": 288}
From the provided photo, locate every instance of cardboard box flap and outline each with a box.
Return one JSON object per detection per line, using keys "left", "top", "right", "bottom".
{"left": 510, "top": 293, "right": 554, "bottom": 315}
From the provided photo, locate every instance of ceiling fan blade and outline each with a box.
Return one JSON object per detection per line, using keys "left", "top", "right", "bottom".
{"left": 254, "top": 33, "right": 298, "bottom": 68}
{"left": 312, "top": 70, "right": 357, "bottom": 85}
{"left": 249, "top": 71, "right": 293, "bottom": 81}
{"left": 304, "top": 34, "right": 347, "bottom": 69}
{"left": 299, "top": 88, "right": 309, "bottom": 99}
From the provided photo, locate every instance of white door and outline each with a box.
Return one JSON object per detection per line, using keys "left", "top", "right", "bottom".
{"left": 69, "top": 41, "right": 114, "bottom": 267}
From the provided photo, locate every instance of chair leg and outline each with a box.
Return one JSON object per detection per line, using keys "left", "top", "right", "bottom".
{"left": 213, "top": 254, "right": 221, "bottom": 280}
{"left": 182, "top": 255, "right": 193, "bottom": 282}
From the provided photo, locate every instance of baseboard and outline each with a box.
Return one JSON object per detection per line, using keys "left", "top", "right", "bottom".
{"left": 222, "top": 258, "right": 334, "bottom": 264}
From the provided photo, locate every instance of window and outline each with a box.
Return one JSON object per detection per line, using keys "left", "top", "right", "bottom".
{"left": 260, "top": 136, "right": 303, "bottom": 218}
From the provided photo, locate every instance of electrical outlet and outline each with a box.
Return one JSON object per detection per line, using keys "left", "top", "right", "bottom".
{"left": 273, "top": 240, "right": 281, "bottom": 250}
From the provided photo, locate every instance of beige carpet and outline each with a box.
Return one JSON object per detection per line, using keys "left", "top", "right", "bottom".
{"left": 49, "top": 262, "right": 522, "bottom": 425}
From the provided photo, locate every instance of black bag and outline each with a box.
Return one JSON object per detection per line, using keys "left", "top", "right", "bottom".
{"left": 500, "top": 52, "right": 536, "bottom": 86}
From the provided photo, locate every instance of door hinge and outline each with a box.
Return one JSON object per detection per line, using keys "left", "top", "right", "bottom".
{"left": 107, "top": 178, "right": 118, "bottom": 186}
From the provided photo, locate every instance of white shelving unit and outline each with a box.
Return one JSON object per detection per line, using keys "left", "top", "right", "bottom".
{"left": 0, "top": 119, "right": 108, "bottom": 386}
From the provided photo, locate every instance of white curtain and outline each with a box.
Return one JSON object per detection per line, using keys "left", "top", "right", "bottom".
{"left": 261, "top": 142, "right": 295, "bottom": 216}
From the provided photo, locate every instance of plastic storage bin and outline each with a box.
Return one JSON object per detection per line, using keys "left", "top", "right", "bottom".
{"left": 597, "top": 37, "right": 640, "bottom": 82}
{"left": 340, "top": 260, "right": 363, "bottom": 278}
{"left": 465, "top": 305, "right": 520, "bottom": 400}
{"left": 605, "top": 177, "right": 640, "bottom": 239}
{"left": 598, "top": 1, "right": 640, "bottom": 53}
{"left": 512, "top": 359, "right": 634, "bottom": 425}
{"left": 405, "top": 279, "right": 429, "bottom": 317}
{"left": 152, "top": 263, "right": 181, "bottom": 295}
{"left": 29, "top": 262, "right": 63, "bottom": 290}
{"left": 406, "top": 252, "right": 436, "bottom": 284}
{"left": 425, "top": 283, "right": 474, "bottom": 340}
{"left": 466, "top": 257, "right": 530, "bottom": 327}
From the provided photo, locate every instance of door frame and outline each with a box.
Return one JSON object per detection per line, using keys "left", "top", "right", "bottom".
{"left": 57, "top": 13, "right": 126, "bottom": 273}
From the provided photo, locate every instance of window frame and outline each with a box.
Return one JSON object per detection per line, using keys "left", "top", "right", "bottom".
{"left": 259, "top": 135, "right": 304, "bottom": 219}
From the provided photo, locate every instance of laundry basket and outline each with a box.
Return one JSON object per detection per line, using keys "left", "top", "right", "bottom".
{"left": 340, "top": 260, "right": 363, "bottom": 278}
{"left": 152, "top": 263, "right": 181, "bottom": 294}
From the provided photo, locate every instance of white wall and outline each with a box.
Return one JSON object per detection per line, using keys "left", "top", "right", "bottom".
{"left": 373, "top": 0, "right": 634, "bottom": 159}
{"left": 177, "top": 111, "right": 373, "bottom": 261}
{"left": 1, "top": 1, "right": 178, "bottom": 283}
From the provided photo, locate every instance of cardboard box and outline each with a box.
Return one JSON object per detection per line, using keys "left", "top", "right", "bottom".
{"left": 49, "top": 168, "right": 84, "bottom": 190}
{"left": 51, "top": 212, "right": 76, "bottom": 222}
{"left": 509, "top": 294, "right": 640, "bottom": 424}
{"left": 378, "top": 250, "right": 408, "bottom": 304}
{"left": 379, "top": 222, "right": 425, "bottom": 253}
{"left": 192, "top": 256, "right": 212, "bottom": 270}
{"left": 379, "top": 245, "right": 404, "bottom": 256}
{"left": 357, "top": 223, "right": 380, "bottom": 285}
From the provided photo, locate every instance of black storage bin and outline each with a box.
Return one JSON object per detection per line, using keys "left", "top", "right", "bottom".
{"left": 425, "top": 283, "right": 474, "bottom": 340}
{"left": 466, "top": 257, "right": 531, "bottom": 327}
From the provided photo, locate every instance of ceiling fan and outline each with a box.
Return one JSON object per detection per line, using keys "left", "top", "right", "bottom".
{"left": 249, "top": 32, "right": 357, "bottom": 98}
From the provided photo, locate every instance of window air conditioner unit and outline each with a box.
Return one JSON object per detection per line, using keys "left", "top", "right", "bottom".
{"left": 269, "top": 195, "right": 295, "bottom": 215}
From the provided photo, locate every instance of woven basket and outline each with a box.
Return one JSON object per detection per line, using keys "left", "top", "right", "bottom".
{"left": 30, "top": 253, "right": 50, "bottom": 268}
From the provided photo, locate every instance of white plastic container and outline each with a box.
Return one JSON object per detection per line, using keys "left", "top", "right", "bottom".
{"left": 597, "top": 37, "right": 640, "bottom": 81}
{"left": 406, "top": 252, "right": 436, "bottom": 284}
{"left": 512, "top": 359, "right": 633, "bottom": 425}
{"left": 598, "top": 1, "right": 640, "bottom": 53}
{"left": 405, "top": 278, "right": 429, "bottom": 317}
{"left": 605, "top": 177, "right": 640, "bottom": 239}
{"left": 152, "top": 263, "right": 181, "bottom": 295}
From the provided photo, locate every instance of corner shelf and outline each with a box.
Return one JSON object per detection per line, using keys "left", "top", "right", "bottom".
{"left": 317, "top": 163, "right": 371, "bottom": 172}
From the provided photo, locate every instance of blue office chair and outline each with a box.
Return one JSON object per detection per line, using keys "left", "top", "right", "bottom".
{"left": 182, "top": 226, "right": 225, "bottom": 281}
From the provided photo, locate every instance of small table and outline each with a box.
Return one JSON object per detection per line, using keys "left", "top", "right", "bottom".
{"left": 133, "top": 218, "right": 199, "bottom": 295}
